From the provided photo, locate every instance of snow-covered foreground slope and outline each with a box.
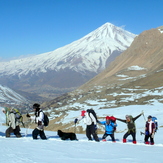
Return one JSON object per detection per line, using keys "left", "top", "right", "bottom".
{"left": 0, "top": 126, "right": 163, "bottom": 163}
{"left": 0, "top": 103, "right": 163, "bottom": 163}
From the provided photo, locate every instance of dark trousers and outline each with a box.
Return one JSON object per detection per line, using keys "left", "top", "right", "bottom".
{"left": 144, "top": 134, "right": 154, "bottom": 144}
{"left": 86, "top": 124, "right": 99, "bottom": 142}
{"left": 123, "top": 130, "right": 136, "bottom": 141}
{"left": 32, "top": 128, "right": 47, "bottom": 140}
{"left": 6, "top": 126, "right": 22, "bottom": 138}
{"left": 102, "top": 132, "right": 115, "bottom": 141}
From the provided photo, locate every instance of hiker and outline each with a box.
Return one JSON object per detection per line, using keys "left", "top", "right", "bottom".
{"left": 98, "top": 116, "right": 117, "bottom": 142}
{"left": 2, "top": 107, "right": 22, "bottom": 138}
{"left": 116, "top": 112, "right": 143, "bottom": 144}
{"left": 26, "top": 103, "right": 47, "bottom": 140}
{"left": 144, "top": 115, "right": 155, "bottom": 145}
{"left": 2, "top": 106, "right": 10, "bottom": 125}
{"left": 74, "top": 109, "right": 100, "bottom": 142}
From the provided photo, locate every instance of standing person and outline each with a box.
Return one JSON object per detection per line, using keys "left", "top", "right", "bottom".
{"left": 2, "top": 107, "right": 22, "bottom": 138}
{"left": 2, "top": 106, "right": 10, "bottom": 125}
{"left": 98, "top": 116, "right": 117, "bottom": 142}
{"left": 26, "top": 103, "right": 47, "bottom": 140}
{"left": 74, "top": 109, "right": 100, "bottom": 142}
{"left": 144, "top": 115, "right": 155, "bottom": 145}
{"left": 116, "top": 112, "right": 143, "bottom": 144}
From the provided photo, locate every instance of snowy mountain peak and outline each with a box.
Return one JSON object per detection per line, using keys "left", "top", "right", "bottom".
{"left": 0, "top": 22, "right": 136, "bottom": 100}
{"left": 0, "top": 22, "right": 136, "bottom": 77}
{"left": 84, "top": 22, "right": 136, "bottom": 42}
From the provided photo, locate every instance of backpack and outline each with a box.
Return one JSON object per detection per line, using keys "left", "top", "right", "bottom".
{"left": 11, "top": 108, "right": 22, "bottom": 121}
{"left": 152, "top": 116, "right": 158, "bottom": 132}
{"left": 109, "top": 116, "right": 117, "bottom": 132}
{"left": 43, "top": 113, "right": 49, "bottom": 127}
{"left": 87, "top": 109, "right": 98, "bottom": 122}
{"left": 110, "top": 116, "right": 116, "bottom": 122}
{"left": 10, "top": 108, "right": 24, "bottom": 127}
{"left": 37, "top": 110, "right": 49, "bottom": 127}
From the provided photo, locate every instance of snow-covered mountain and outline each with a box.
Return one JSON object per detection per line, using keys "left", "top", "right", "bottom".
{"left": 0, "top": 23, "right": 136, "bottom": 76}
{"left": 0, "top": 84, "right": 29, "bottom": 105}
{"left": 0, "top": 23, "right": 136, "bottom": 100}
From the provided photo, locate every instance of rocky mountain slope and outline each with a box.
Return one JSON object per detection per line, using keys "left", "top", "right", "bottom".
{"left": 0, "top": 23, "right": 136, "bottom": 101}
{"left": 39, "top": 27, "right": 163, "bottom": 133}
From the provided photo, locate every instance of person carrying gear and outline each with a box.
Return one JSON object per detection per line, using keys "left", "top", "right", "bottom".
{"left": 144, "top": 115, "right": 155, "bottom": 145}
{"left": 98, "top": 116, "right": 117, "bottom": 142}
{"left": 26, "top": 103, "right": 47, "bottom": 140}
{"left": 2, "top": 107, "right": 22, "bottom": 138}
{"left": 74, "top": 109, "right": 100, "bottom": 142}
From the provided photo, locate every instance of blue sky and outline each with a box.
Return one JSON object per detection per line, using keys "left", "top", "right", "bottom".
{"left": 0, "top": 0, "right": 162, "bottom": 60}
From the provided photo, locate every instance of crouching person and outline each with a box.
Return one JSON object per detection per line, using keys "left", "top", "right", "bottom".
{"left": 27, "top": 103, "right": 47, "bottom": 140}
{"left": 2, "top": 107, "right": 22, "bottom": 138}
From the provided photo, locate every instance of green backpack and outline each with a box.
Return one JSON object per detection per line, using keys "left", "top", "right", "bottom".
{"left": 11, "top": 108, "right": 25, "bottom": 127}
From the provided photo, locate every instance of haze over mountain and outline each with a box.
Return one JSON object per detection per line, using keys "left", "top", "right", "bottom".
{"left": 0, "top": 23, "right": 136, "bottom": 101}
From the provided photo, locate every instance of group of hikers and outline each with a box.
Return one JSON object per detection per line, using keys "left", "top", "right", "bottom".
{"left": 1, "top": 104, "right": 158, "bottom": 145}
{"left": 74, "top": 109, "right": 157, "bottom": 145}
{"left": 2, "top": 103, "right": 47, "bottom": 140}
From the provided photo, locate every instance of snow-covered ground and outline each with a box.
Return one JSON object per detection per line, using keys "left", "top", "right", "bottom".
{"left": 0, "top": 102, "right": 163, "bottom": 163}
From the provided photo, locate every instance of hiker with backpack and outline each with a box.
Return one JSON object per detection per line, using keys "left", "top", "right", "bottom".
{"left": 2, "top": 107, "right": 22, "bottom": 138}
{"left": 74, "top": 109, "right": 100, "bottom": 142}
{"left": 144, "top": 115, "right": 155, "bottom": 145}
{"left": 98, "top": 116, "right": 117, "bottom": 142}
{"left": 26, "top": 103, "right": 47, "bottom": 140}
{"left": 116, "top": 112, "right": 143, "bottom": 144}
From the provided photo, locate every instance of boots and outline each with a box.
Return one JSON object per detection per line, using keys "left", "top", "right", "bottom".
{"left": 133, "top": 141, "right": 137, "bottom": 144}
{"left": 123, "top": 139, "right": 127, "bottom": 143}
{"left": 145, "top": 141, "right": 149, "bottom": 144}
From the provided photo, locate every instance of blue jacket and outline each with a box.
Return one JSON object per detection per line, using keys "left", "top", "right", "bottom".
{"left": 99, "top": 121, "right": 117, "bottom": 134}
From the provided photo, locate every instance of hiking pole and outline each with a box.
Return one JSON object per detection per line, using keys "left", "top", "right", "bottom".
{"left": 142, "top": 110, "right": 146, "bottom": 121}
{"left": 21, "top": 116, "right": 25, "bottom": 128}
{"left": 25, "top": 124, "right": 31, "bottom": 137}
{"left": 25, "top": 111, "right": 31, "bottom": 137}
{"left": 74, "top": 123, "right": 76, "bottom": 134}
{"left": 140, "top": 110, "right": 146, "bottom": 136}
